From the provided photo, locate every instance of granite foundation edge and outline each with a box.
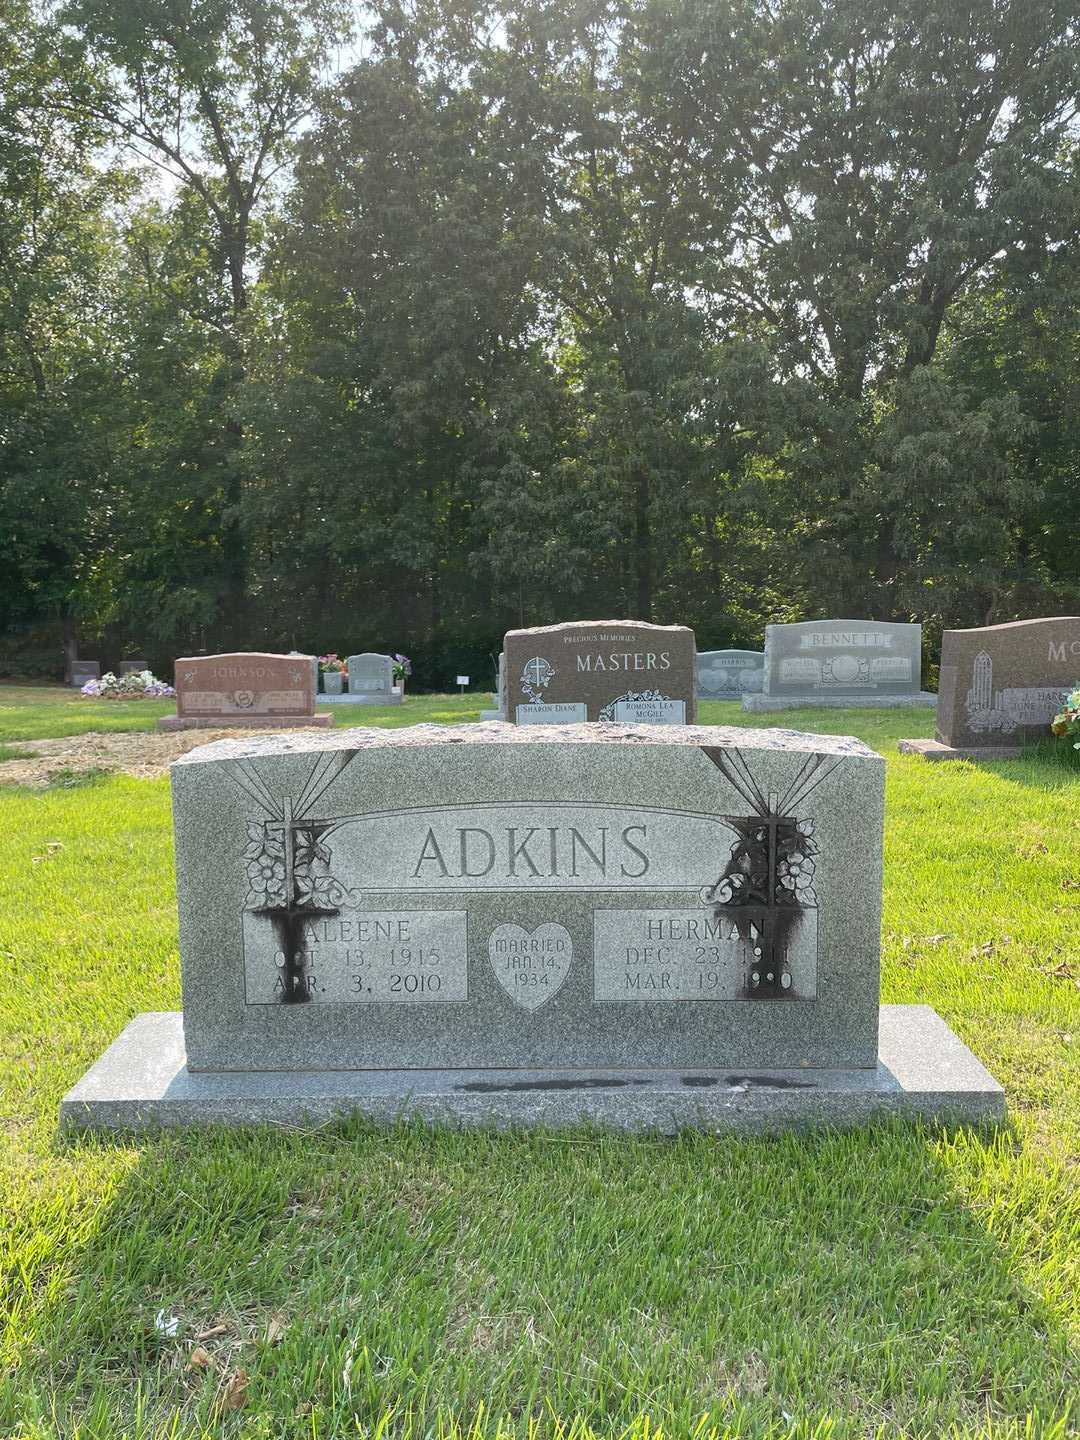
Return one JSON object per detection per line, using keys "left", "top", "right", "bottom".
{"left": 60, "top": 1006, "right": 1004, "bottom": 1135}
{"left": 897, "top": 738, "right": 1023, "bottom": 762}
{"left": 319, "top": 695, "right": 404, "bottom": 706}
{"left": 743, "top": 692, "right": 938, "bottom": 713}
{"left": 158, "top": 715, "right": 335, "bottom": 731}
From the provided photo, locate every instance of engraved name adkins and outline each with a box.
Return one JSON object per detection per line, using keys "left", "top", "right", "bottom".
{"left": 230, "top": 746, "right": 835, "bottom": 1013}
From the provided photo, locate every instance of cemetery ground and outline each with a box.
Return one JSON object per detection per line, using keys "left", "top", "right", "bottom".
{"left": 0, "top": 694, "right": 1077, "bottom": 1440}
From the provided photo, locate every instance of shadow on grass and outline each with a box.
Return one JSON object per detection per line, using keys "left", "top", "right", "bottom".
{"left": 950, "top": 740, "right": 1080, "bottom": 793}
{"left": 7, "top": 1118, "right": 1077, "bottom": 1439}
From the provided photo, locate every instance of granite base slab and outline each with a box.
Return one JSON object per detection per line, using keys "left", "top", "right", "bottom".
{"left": 61, "top": 1006, "right": 1003, "bottom": 1135}
{"left": 898, "top": 738, "right": 1022, "bottom": 762}
{"left": 319, "top": 693, "right": 403, "bottom": 706}
{"left": 743, "top": 692, "right": 937, "bottom": 713}
{"left": 479, "top": 709, "right": 502, "bottom": 721}
{"left": 158, "top": 715, "right": 334, "bottom": 731}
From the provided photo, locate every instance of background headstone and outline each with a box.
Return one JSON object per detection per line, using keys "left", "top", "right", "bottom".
{"left": 118, "top": 659, "right": 150, "bottom": 676}
{"left": 504, "top": 620, "right": 697, "bottom": 724}
{"left": 341, "top": 652, "right": 401, "bottom": 705}
{"left": 744, "top": 620, "right": 932, "bottom": 711}
{"left": 697, "top": 650, "right": 765, "bottom": 698}
{"left": 159, "top": 652, "right": 330, "bottom": 731}
{"left": 921, "top": 617, "right": 1080, "bottom": 755}
{"left": 70, "top": 661, "right": 100, "bottom": 687}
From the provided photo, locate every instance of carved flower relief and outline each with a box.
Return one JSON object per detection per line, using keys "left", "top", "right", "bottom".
{"left": 242, "top": 821, "right": 351, "bottom": 912}
{"left": 243, "top": 823, "right": 287, "bottom": 909}
{"left": 775, "top": 818, "right": 818, "bottom": 905}
{"left": 702, "top": 815, "right": 819, "bottom": 911}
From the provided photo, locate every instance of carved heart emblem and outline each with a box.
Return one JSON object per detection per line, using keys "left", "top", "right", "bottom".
{"left": 488, "top": 923, "right": 573, "bottom": 1011}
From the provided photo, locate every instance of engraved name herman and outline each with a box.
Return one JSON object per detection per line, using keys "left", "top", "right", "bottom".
{"left": 412, "top": 823, "right": 650, "bottom": 879}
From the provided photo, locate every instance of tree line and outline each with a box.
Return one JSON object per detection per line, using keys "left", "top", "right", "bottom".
{"left": 1, "top": 0, "right": 1078, "bottom": 688}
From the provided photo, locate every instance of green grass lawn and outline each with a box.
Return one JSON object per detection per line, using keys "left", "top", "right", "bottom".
{"left": 0, "top": 684, "right": 502, "bottom": 745}
{"left": 0, "top": 697, "right": 1077, "bottom": 1440}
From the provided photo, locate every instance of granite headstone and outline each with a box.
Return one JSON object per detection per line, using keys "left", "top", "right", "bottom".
{"left": 118, "top": 659, "right": 150, "bottom": 677}
{"left": 744, "top": 620, "right": 932, "bottom": 712}
{"left": 70, "top": 661, "right": 100, "bottom": 688}
{"left": 697, "top": 650, "right": 765, "bottom": 699}
{"left": 63, "top": 722, "right": 1003, "bottom": 1132}
{"left": 900, "top": 617, "right": 1080, "bottom": 760}
{"left": 159, "top": 652, "right": 330, "bottom": 731}
{"left": 340, "top": 652, "right": 401, "bottom": 706}
{"left": 504, "top": 621, "right": 697, "bottom": 725}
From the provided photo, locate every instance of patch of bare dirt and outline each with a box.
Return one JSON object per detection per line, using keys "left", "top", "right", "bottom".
{"left": 0, "top": 729, "right": 275, "bottom": 787}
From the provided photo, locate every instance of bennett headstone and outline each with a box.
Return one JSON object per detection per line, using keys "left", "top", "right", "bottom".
{"left": 70, "top": 661, "right": 100, "bottom": 687}
{"left": 159, "top": 652, "right": 330, "bottom": 731}
{"left": 697, "top": 650, "right": 765, "bottom": 699}
{"left": 744, "top": 620, "right": 931, "bottom": 711}
{"left": 63, "top": 722, "right": 1003, "bottom": 1132}
{"left": 504, "top": 621, "right": 697, "bottom": 725}
{"left": 900, "top": 617, "right": 1080, "bottom": 760}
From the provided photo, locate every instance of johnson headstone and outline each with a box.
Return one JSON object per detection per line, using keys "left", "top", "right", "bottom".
{"left": 159, "top": 652, "right": 330, "bottom": 731}
{"left": 63, "top": 722, "right": 1002, "bottom": 1132}
{"left": 900, "top": 617, "right": 1080, "bottom": 761}
{"left": 744, "top": 620, "right": 932, "bottom": 711}
{"left": 698, "top": 650, "right": 765, "bottom": 699}
{"left": 504, "top": 621, "right": 697, "bottom": 725}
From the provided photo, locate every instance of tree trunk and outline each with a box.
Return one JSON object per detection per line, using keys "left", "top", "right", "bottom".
{"left": 634, "top": 464, "right": 652, "bottom": 620}
{"left": 62, "top": 610, "right": 78, "bottom": 685}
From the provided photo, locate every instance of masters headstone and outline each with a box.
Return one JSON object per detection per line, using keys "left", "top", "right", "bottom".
{"left": 744, "top": 620, "right": 933, "bottom": 712}
{"left": 63, "top": 722, "right": 1002, "bottom": 1133}
{"left": 505, "top": 621, "right": 697, "bottom": 725}
{"left": 698, "top": 650, "right": 765, "bottom": 699}
{"left": 159, "top": 652, "right": 330, "bottom": 731}
{"left": 900, "top": 617, "right": 1080, "bottom": 761}
{"left": 70, "top": 661, "right": 100, "bottom": 688}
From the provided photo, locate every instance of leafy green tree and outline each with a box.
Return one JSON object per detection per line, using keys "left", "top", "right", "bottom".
{"left": 0, "top": 0, "right": 133, "bottom": 674}
{"left": 648, "top": 0, "right": 1080, "bottom": 620}
{"left": 57, "top": 0, "right": 351, "bottom": 636}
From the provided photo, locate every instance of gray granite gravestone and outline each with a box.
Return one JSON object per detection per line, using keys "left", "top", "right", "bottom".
{"left": 159, "top": 652, "right": 330, "bottom": 731}
{"left": 63, "top": 722, "right": 1002, "bottom": 1133}
{"left": 480, "top": 652, "right": 505, "bottom": 721}
{"left": 900, "top": 616, "right": 1080, "bottom": 761}
{"left": 330, "top": 652, "right": 402, "bottom": 707}
{"left": 504, "top": 621, "right": 697, "bottom": 724}
{"left": 698, "top": 650, "right": 765, "bottom": 699}
{"left": 70, "top": 661, "right": 100, "bottom": 687}
{"left": 744, "top": 620, "right": 934, "bottom": 712}
{"left": 118, "top": 659, "right": 150, "bottom": 677}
